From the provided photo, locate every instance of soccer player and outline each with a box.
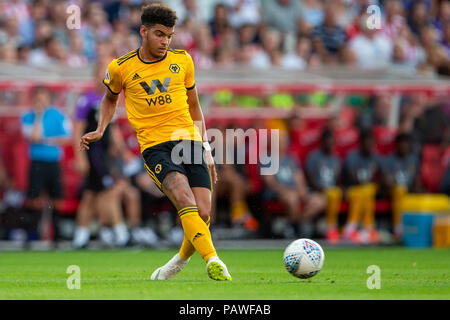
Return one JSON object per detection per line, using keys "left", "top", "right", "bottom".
{"left": 342, "top": 130, "right": 381, "bottom": 244}
{"left": 305, "top": 128, "right": 342, "bottom": 243}
{"left": 380, "top": 133, "right": 421, "bottom": 239}
{"left": 80, "top": 4, "right": 231, "bottom": 281}
{"left": 262, "top": 132, "right": 326, "bottom": 238}
{"left": 72, "top": 57, "right": 130, "bottom": 249}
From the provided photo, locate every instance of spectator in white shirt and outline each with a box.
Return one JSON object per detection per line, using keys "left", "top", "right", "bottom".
{"left": 225, "top": 0, "right": 261, "bottom": 28}
{"left": 349, "top": 15, "right": 393, "bottom": 69}
{"left": 250, "top": 27, "right": 283, "bottom": 69}
{"left": 281, "top": 36, "right": 312, "bottom": 70}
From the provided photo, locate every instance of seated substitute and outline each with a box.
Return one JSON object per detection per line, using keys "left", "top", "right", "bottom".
{"left": 342, "top": 130, "right": 382, "bottom": 244}
{"left": 305, "top": 128, "right": 343, "bottom": 243}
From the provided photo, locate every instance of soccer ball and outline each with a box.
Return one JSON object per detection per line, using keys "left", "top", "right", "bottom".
{"left": 283, "top": 238, "right": 325, "bottom": 279}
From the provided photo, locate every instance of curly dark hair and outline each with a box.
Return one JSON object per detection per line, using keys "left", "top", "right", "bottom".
{"left": 141, "top": 3, "right": 178, "bottom": 28}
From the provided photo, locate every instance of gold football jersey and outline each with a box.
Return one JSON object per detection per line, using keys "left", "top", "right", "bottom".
{"left": 103, "top": 48, "right": 202, "bottom": 152}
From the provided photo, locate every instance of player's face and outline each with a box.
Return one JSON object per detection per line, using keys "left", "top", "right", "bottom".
{"left": 142, "top": 24, "right": 175, "bottom": 59}
{"left": 397, "top": 140, "right": 410, "bottom": 156}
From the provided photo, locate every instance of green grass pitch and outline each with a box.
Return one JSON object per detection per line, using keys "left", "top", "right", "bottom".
{"left": 0, "top": 247, "right": 448, "bottom": 300}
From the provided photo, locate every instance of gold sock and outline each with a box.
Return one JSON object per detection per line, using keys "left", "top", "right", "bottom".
{"left": 392, "top": 185, "right": 407, "bottom": 229}
{"left": 362, "top": 184, "right": 377, "bottom": 229}
{"left": 231, "top": 201, "right": 249, "bottom": 222}
{"left": 325, "top": 186, "right": 342, "bottom": 229}
{"left": 179, "top": 216, "right": 210, "bottom": 261}
{"left": 347, "top": 186, "right": 363, "bottom": 225}
{"left": 178, "top": 206, "right": 216, "bottom": 262}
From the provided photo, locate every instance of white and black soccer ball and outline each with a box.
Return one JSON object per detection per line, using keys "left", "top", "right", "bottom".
{"left": 283, "top": 238, "right": 325, "bottom": 279}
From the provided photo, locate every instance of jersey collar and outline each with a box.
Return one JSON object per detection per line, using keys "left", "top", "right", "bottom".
{"left": 137, "top": 47, "right": 167, "bottom": 64}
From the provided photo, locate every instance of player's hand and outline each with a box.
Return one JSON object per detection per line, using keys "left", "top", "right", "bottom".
{"left": 80, "top": 130, "right": 103, "bottom": 150}
{"left": 205, "top": 150, "right": 217, "bottom": 185}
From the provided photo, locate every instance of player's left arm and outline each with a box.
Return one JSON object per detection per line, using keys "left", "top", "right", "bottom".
{"left": 187, "top": 87, "right": 217, "bottom": 184}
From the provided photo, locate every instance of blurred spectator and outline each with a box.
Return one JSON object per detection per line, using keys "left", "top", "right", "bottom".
{"left": 21, "top": 85, "right": 72, "bottom": 242}
{"left": 105, "top": 0, "right": 133, "bottom": 25}
{"left": 81, "top": 2, "right": 113, "bottom": 61}
{"left": 299, "top": 0, "right": 324, "bottom": 28}
{"left": 0, "top": 42, "right": 18, "bottom": 63}
{"left": 191, "top": 24, "right": 215, "bottom": 69}
{"left": 28, "top": 35, "right": 66, "bottom": 67}
{"left": 0, "top": 0, "right": 445, "bottom": 75}
{"left": 209, "top": 3, "right": 231, "bottom": 38}
{"left": 440, "top": 22, "right": 450, "bottom": 58}
{"left": 225, "top": 0, "right": 261, "bottom": 28}
{"left": 168, "top": 0, "right": 211, "bottom": 25}
{"left": 348, "top": 14, "right": 393, "bottom": 69}
{"left": 262, "top": 0, "right": 303, "bottom": 34}
{"left": 312, "top": 5, "right": 347, "bottom": 63}
{"left": 250, "top": 27, "right": 283, "bottom": 69}
{"left": 392, "top": 26, "right": 426, "bottom": 69}
{"left": 407, "top": 1, "right": 430, "bottom": 36}
{"left": 32, "top": 20, "right": 53, "bottom": 48}
{"left": 381, "top": 0, "right": 406, "bottom": 41}
{"left": 281, "top": 36, "right": 311, "bottom": 70}
{"left": 305, "top": 128, "right": 342, "bottom": 243}
{"left": 66, "top": 31, "right": 89, "bottom": 68}
{"left": 17, "top": 44, "right": 31, "bottom": 63}
{"left": 380, "top": 133, "right": 421, "bottom": 238}
{"left": 72, "top": 58, "right": 129, "bottom": 249}
{"left": 433, "top": 0, "right": 450, "bottom": 37}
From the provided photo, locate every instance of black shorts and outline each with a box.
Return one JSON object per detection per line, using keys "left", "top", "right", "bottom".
{"left": 81, "top": 169, "right": 115, "bottom": 193}
{"left": 27, "top": 161, "right": 63, "bottom": 199}
{"left": 142, "top": 140, "right": 212, "bottom": 192}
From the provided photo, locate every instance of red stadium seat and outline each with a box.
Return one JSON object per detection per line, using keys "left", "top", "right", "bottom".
{"left": 421, "top": 144, "right": 446, "bottom": 193}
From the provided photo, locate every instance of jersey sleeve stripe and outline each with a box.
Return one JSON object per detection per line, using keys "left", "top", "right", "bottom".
{"left": 118, "top": 53, "right": 137, "bottom": 65}
{"left": 168, "top": 48, "right": 186, "bottom": 55}
{"left": 102, "top": 80, "right": 121, "bottom": 95}
{"left": 186, "top": 83, "right": 196, "bottom": 90}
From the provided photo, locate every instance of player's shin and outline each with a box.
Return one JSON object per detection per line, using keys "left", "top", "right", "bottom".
{"left": 179, "top": 216, "right": 210, "bottom": 260}
{"left": 178, "top": 207, "right": 216, "bottom": 262}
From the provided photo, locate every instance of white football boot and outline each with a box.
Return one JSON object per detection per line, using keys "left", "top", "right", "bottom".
{"left": 206, "top": 256, "right": 232, "bottom": 281}
{"left": 151, "top": 253, "right": 190, "bottom": 280}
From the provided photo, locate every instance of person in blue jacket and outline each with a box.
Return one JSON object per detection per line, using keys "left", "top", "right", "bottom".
{"left": 21, "top": 85, "right": 72, "bottom": 242}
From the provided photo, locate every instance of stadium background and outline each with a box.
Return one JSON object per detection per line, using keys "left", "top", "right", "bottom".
{"left": 0, "top": 0, "right": 449, "bottom": 249}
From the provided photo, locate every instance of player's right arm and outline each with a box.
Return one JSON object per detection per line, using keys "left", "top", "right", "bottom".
{"left": 80, "top": 60, "right": 122, "bottom": 150}
{"left": 80, "top": 90, "right": 119, "bottom": 150}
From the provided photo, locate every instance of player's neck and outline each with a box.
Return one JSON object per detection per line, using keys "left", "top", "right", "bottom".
{"left": 139, "top": 46, "right": 164, "bottom": 62}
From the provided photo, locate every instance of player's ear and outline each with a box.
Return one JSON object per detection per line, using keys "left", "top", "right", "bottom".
{"left": 139, "top": 25, "right": 148, "bottom": 39}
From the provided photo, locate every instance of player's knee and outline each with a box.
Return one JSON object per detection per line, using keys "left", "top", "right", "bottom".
{"left": 310, "top": 195, "right": 326, "bottom": 210}
{"left": 197, "top": 201, "right": 211, "bottom": 222}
